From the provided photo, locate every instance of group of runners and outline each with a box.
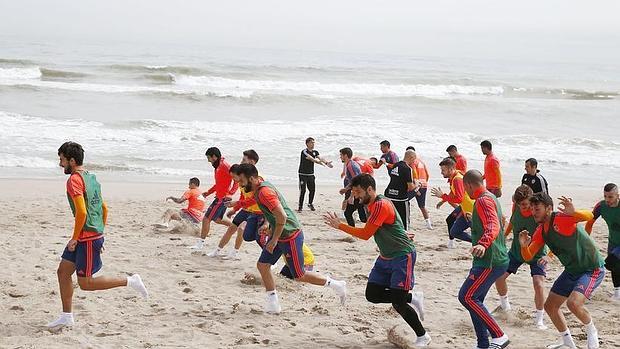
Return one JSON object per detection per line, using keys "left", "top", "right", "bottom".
{"left": 48, "top": 139, "right": 619, "bottom": 349}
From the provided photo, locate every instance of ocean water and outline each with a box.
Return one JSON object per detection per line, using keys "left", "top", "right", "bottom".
{"left": 1, "top": 40, "right": 619, "bottom": 189}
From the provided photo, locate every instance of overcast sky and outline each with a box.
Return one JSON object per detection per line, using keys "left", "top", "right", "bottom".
{"left": 1, "top": 1, "right": 619, "bottom": 61}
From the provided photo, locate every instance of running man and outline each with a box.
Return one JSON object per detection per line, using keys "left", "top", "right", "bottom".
{"left": 408, "top": 150, "right": 433, "bottom": 230}
{"left": 385, "top": 150, "right": 416, "bottom": 230}
{"left": 190, "top": 147, "right": 238, "bottom": 251}
{"left": 521, "top": 158, "right": 549, "bottom": 195}
{"left": 324, "top": 174, "right": 431, "bottom": 347}
{"left": 494, "top": 185, "right": 550, "bottom": 329}
{"left": 586, "top": 183, "right": 620, "bottom": 301}
{"left": 236, "top": 163, "right": 347, "bottom": 313}
{"left": 206, "top": 151, "right": 264, "bottom": 259}
{"left": 520, "top": 193, "right": 605, "bottom": 349}
{"left": 458, "top": 170, "right": 510, "bottom": 349}
{"left": 431, "top": 157, "right": 475, "bottom": 249}
{"left": 155, "top": 177, "right": 205, "bottom": 229}
{"left": 298, "top": 137, "right": 333, "bottom": 212}
{"left": 48, "top": 142, "right": 148, "bottom": 328}
{"left": 481, "top": 140, "right": 502, "bottom": 198}
{"left": 446, "top": 144, "right": 467, "bottom": 172}
{"left": 339, "top": 147, "right": 367, "bottom": 227}
{"left": 374, "top": 140, "right": 399, "bottom": 173}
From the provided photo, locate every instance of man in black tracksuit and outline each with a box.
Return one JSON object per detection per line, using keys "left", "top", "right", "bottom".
{"left": 521, "top": 158, "right": 549, "bottom": 195}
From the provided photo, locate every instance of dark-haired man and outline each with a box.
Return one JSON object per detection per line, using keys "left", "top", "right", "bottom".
{"left": 237, "top": 163, "right": 346, "bottom": 313}
{"left": 586, "top": 183, "right": 620, "bottom": 301}
{"left": 324, "top": 173, "right": 430, "bottom": 347}
{"left": 298, "top": 137, "right": 333, "bottom": 212}
{"left": 481, "top": 140, "right": 502, "bottom": 198}
{"left": 522, "top": 158, "right": 549, "bottom": 195}
{"left": 190, "top": 147, "right": 238, "bottom": 251}
{"left": 385, "top": 150, "right": 415, "bottom": 230}
{"left": 374, "top": 140, "right": 399, "bottom": 174}
{"left": 339, "top": 147, "right": 367, "bottom": 227}
{"left": 48, "top": 142, "right": 148, "bottom": 328}
{"left": 458, "top": 170, "right": 510, "bottom": 349}
{"left": 446, "top": 144, "right": 467, "bottom": 172}
{"left": 520, "top": 193, "right": 605, "bottom": 349}
{"left": 156, "top": 177, "right": 205, "bottom": 228}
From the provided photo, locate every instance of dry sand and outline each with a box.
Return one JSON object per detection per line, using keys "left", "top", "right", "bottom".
{"left": 1, "top": 177, "right": 618, "bottom": 348}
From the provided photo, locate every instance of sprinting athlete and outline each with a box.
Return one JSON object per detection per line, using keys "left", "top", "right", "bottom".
{"left": 339, "top": 147, "right": 367, "bottom": 227}
{"left": 190, "top": 147, "right": 238, "bottom": 251}
{"left": 520, "top": 193, "right": 605, "bottom": 349}
{"left": 446, "top": 144, "right": 468, "bottom": 172}
{"left": 47, "top": 142, "right": 148, "bottom": 328}
{"left": 156, "top": 177, "right": 205, "bottom": 229}
{"left": 298, "top": 137, "right": 333, "bottom": 212}
{"left": 324, "top": 173, "right": 431, "bottom": 347}
{"left": 431, "top": 157, "right": 475, "bottom": 249}
{"left": 237, "top": 163, "right": 347, "bottom": 314}
{"left": 586, "top": 183, "right": 620, "bottom": 301}
{"left": 458, "top": 170, "right": 510, "bottom": 349}
{"left": 385, "top": 150, "right": 415, "bottom": 230}
{"left": 374, "top": 140, "right": 399, "bottom": 174}
{"left": 408, "top": 150, "right": 432, "bottom": 230}
{"left": 494, "top": 185, "right": 549, "bottom": 329}
{"left": 206, "top": 150, "right": 262, "bottom": 259}
{"left": 481, "top": 140, "right": 502, "bottom": 198}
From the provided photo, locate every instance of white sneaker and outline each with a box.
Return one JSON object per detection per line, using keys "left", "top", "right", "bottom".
{"left": 127, "top": 274, "right": 149, "bottom": 299}
{"left": 612, "top": 289, "right": 620, "bottom": 301}
{"left": 189, "top": 239, "right": 204, "bottom": 250}
{"left": 414, "top": 333, "right": 431, "bottom": 347}
{"left": 536, "top": 321, "right": 548, "bottom": 330}
{"left": 221, "top": 249, "right": 240, "bottom": 260}
{"left": 499, "top": 296, "right": 511, "bottom": 311}
{"left": 425, "top": 219, "right": 433, "bottom": 230}
{"left": 265, "top": 292, "right": 281, "bottom": 314}
{"left": 447, "top": 240, "right": 456, "bottom": 249}
{"left": 46, "top": 313, "right": 74, "bottom": 328}
{"left": 205, "top": 248, "right": 223, "bottom": 257}
{"left": 587, "top": 326, "right": 600, "bottom": 349}
{"left": 410, "top": 291, "right": 425, "bottom": 321}
{"left": 327, "top": 278, "right": 347, "bottom": 305}
{"left": 489, "top": 334, "right": 510, "bottom": 348}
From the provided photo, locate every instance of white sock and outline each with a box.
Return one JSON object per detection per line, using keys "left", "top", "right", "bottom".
{"left": 585, "top": 320, "right": 596, "bottom": 334}
{"left": 266, "top": 290, "right": 278, "bottom": 299}
{"left": 615, "top": 287, "right": 620, "bottom": 297}
{"left": 324, "top": 275, "right": 333, "bottom": 287}
{"left": 500, "top": 295, "right": 510, "bottom": 309}
{"left": 535, "top": 309, "right": 545, "bottom": 323}
{"left": 560, "top": 329, "right": 576, "bottom": 346}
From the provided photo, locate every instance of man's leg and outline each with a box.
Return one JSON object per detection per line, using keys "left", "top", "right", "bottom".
{"left": 307, "top": 175, "right": 316, "bottom": 206}
{"left": 450, "top": 213, "right": 472, "bottom": 242}
{"left": 344, "top": 203, "right": 356, "bottom": 227}
{"left": 356, "top": 199, "right": 367, "bottom": 223}
{"left": 57, "top": 259, "right": 76, "bottom": 313}
{"left": 298, "top": 175, "right": 307, "bottom": 210}
{"left": 365, "top": 283, "right": 426, "bottom": 337}
{"left": 530, "top": 261, "right": 547, "bottom": 328}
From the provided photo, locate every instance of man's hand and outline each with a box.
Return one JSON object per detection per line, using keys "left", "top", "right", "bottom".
{"left": 430, "top": 187, "right": 444, "bottom": 199}
{"left": 202, "top": 192, "right": 209, "bottom": 198}
{"left": 558, "top": 196, "right": 575, "bottom": 216}
{"left": 67, "top": 239, "right": 78, "bottom": 252}
{"left": 226, "top": 210, "right": 235, "bottom": 219}
{"left": 323, "top": 212, "right": 342, "bottom": 229}
{"left": 165, "top": 196, "right": 173, "bottom": 202}
{"left": 225, "top": 200, "right": 238, "bottom": 208}
{"left": 471, "top": 244, "right": 486, "bottom": 258}
{"left": 436, "top": 200, "right": 445, "bottom": 210}
{"left": 518, "top": 230, "right": 531, "bottom": 247}
{"left": 265, "top": 239, "right": 278, "bottom": 254}
{"left": 406, "top": 232, "right": 415, "bottom": 241}
{"left": 465, "top": 212, "right": 472, "bottom": 222}
{"left": 495, "top": 188, "right": 502, "bottom": 198}
{"left": 339, "top": 188, "right": 348, "bottom": 195}
{"left": 325, "top": 161, "right": 334, "bottom": 169}
{"left": 538, "top": 255, "right": 552, "bottom": 268}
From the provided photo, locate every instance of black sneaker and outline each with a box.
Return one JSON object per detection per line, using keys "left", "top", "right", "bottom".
{"left": 308, "top": 204, "right": 316, "bottom": 211}
{"left": 296, "top": 207, "right": 303, "bottom": 213}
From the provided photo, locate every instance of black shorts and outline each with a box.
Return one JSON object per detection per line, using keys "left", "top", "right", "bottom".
{"left": 408, "top": 188, "right": 427, "bottom": 208}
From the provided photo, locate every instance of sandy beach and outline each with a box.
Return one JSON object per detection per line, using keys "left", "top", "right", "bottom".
{"left": 1, "top": 175, "right": 618, "bottom": 349}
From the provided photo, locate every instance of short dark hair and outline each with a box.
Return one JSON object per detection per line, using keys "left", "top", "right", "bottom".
{"left": 229, "top": 163, "right": 240, "bottom": 174}
{"left": 463, "top": 170, "right": 484, "bottom": 185}
{"left": 439, "top": 157, "right": 456, "bottom": 168}
{"left": 237, "top": 163, "right": 259, "bottom": 178}
{"left": 205, "top": 147, "right": 221, "bottom": 158}
{"left": 339, "top": 147, "right": 353, "bottom": 159}
{"left": 406, "top": 146, "right": 416, "bottom": 151}
{"left": 526, "top": 158, "right": 538, "bottom": 168}
{"left": 380, "top": 140, "right": 390, "bottom": 148}
{"left": 370, "top": 157, "right": 378, "bottom": 162}
{"left": 513, "top": 185, "right": 533, "bottom": 203}
{"left": 351, "top": 173, "right": 375, "bottom": 190}
{"left": 243, "top": 149, "right": 259, "bottom": 163}
{"left": 58, "top": 141, "right": 85, "bottom": 166}
{"left": 604, "top": 183, "right": 618, "bottom": 192}
{"left": 480, "top": 140, "right": 492, "bottom": 150}
{"left": 530, "top": 192, "right": 553, "bottom": 207}
{"left": 305, "top": 137, "right": 314, "bottom": 145}
{"left": 446, "top": 145, "right": 457, "bottom": 152}
{"left": 189, "top": 177, "right": 200, "bottom": 186}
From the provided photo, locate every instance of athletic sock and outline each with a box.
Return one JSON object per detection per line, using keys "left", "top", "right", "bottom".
{"left": 560, "top": 329, "right": 577, "bottom": 348}
{"left": 499, "top": 295, "right": 511, "bottom": 310}
{"left": 585, "top": 321, "right": 599, "bottom": 348}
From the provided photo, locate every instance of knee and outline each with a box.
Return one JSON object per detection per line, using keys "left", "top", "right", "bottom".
{"left": 365, "top": 288, "right": 381, "bottom": 304}
{"left": 391, "top": 302, "right": 405, "bottom": 313}
{"left": 457, "top": 290, "right": 469, "bottom": 307}
{"left": 544, "top": 299, "right": 557, "bottom": 313}
{"left": 256, "top": 262, "right": 270, "bottom": 272}
{"left": 566, "top": 297, "right": 581, "bottom": 313}
{"left": 77, "top": 278, "right": 94, "bottom": 291}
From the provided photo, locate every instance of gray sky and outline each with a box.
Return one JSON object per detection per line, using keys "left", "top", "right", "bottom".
{"left": 1, "top": 1, "right": 620, "bottom": 61}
